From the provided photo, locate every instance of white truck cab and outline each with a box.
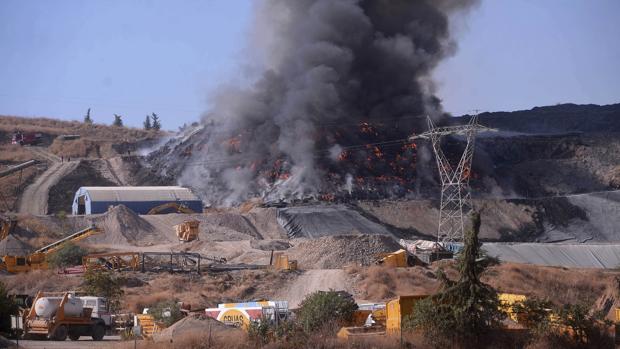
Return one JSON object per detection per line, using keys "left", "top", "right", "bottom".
{"left": 79, "top": 296, "right": 112, "bottom": 327}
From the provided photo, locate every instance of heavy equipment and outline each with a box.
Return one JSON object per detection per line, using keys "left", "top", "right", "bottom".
{"left": 14, "top": 291, "right": 107, "bottom": 341}
{"left": 146, "top": 202, "right": 196, "bottom": 215}
{"left": 270, "top": 251, "right": 298, "bottom": 271}
{"left": 174, "top": 220, "right": 200, "bottom": 242}
{"left": 1, "top": 225, "right": 101, "bottom": 273}
{"left": 375, "top": 249, "right": 409, "bottom": 267}
{"left": 337, "top": 295, "right": 428, "bottom": 340}
{"left": 83, "top": 252, "right": 141, "bottom": 272}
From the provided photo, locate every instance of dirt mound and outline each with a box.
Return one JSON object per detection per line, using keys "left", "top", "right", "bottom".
{"left": 288, "top": 234, "right": 400, "bottom": 269}
{"left": 0, "top": 235, "right": 32, "bottom": 255}
{"left": 153, "top": 314, "right": 241, "bottom": 343}
{"left": 88, "top": 205, "right": 168, "bottom": 246}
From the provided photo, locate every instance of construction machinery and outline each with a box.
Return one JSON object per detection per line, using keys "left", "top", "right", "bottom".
{"left": 83, "top": 252, "right": 141, "bottom": 272}
{"left": 375, "top": 249, "right": 409, "bottom": 267}
{"left": 13, "top": 291, "right": 107, "bottom": 341}
{"left": 270, "top": 251, "right": 298, "bottom": 271}
{"left": 1, "top": 225, "right": 101, "bottom": 273}
{"left": 147, "top": 202, "right": 196, "bottom": 215}
{"left": 11, "top": 131, "right": 43, "bottom": 146}
{"left": 174, "top": 220, "right": 200, "bottom": 242}
{"left": 338, "top": 295, "right": 428, "bottom": 340}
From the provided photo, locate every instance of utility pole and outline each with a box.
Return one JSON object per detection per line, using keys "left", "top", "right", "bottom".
{"left": 410, "top": 114, "right": 491, "bottom": 243}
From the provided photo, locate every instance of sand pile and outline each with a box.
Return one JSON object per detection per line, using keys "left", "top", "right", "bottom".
{"left": 88, "top": 205, "right": 168, "bottom": 246}
{"left": 153, "top": 314, "right": 240, "bottom": 343}
{"left": 250, "top": 239, "right": 291, "bottom": 251}
{"left": 288, "top": 234, "right": 401, "bottom": 269}
{"left": 0, "top": 235, "right": 32, "bottom": 255}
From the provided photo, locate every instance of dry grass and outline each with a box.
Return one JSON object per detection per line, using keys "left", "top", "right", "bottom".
{"left": 0, "top": 115, "right": 159, "bottom": 141}
{"left": 0, "top": 144, "right": 34, "bottom": 163}
{"left": 350, "top": 262, "right": 617, "bottom": 307}
{"left": 0, "top": 166, "right": 38, "bottom": 211}
{"left": 123, "top": 270, "right": 295, "bottom": 313}
{"left": 482, "top": 262, "right": 612, "bottom": 305}
{"left": 2, "top": 269, "right": 82, "bottom": 294}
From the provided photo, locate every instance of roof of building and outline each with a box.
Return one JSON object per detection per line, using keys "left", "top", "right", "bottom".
{"left": 76, "top": 186, "right": 200, "bottom": 202}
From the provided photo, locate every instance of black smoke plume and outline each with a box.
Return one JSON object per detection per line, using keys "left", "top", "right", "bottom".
{"left": 178, "top": 0, "right": 478, "bottom": 205}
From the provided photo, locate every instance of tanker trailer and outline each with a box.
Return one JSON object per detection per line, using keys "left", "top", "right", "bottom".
{"left": 20, "top": 291, "right": 107, "bottom": 341}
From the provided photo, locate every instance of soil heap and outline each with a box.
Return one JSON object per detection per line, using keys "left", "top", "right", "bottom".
{"left": 288, "top": 234, "right": 401, "bottom": 269}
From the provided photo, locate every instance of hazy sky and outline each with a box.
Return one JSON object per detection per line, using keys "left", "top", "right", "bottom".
{"left": 0, "top": 0, "right": 618, "bottom": 129}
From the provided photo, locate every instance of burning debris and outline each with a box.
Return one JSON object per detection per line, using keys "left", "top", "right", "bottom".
{"left": 157, "top": 0, "right": 479, "bottom": 205}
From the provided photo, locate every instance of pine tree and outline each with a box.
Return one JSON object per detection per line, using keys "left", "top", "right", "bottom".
{"left": 113, "top": 114, "right": 123, "bottom": 127}
{"left": 143, "top": 114, "right": 152, "bottom": 130}
{"left": 84, "top": 108, "right": 93, "bottom": 124}
{"left": 151, "top": 112, "right": 161, "bottom": 131}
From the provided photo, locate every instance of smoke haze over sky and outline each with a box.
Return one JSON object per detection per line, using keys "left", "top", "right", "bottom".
{"left": 0, "top": 0, "right": 618, "bottom": 129}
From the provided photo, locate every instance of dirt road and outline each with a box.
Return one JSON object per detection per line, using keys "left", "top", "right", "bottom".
{"left": 13, "top": 336, "right": 120, "bottom": 349}
{"left": 277, "top": 269, "right": 352, "bottom": 308}
{"left": 18, "top": 147, "right": 78, "bottom": 215}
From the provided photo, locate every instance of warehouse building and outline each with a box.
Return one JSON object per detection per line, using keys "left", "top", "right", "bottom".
{"left": 72, "top": 186, "right": 203, "bottom": 215}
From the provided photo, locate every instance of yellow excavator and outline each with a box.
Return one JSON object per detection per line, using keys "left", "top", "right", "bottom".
{"left": 146, "top": 202, "right": 196, "bottom": 215}
{"left": 1, "top": 225, "right": 101, "bottom": 273}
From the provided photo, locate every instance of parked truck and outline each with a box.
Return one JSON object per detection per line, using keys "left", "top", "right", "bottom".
{"left": 14, "top": 291, "right": 107, "bottom": 341}
{"left": 11, "top": 131, "right": 42, "bottom": 146}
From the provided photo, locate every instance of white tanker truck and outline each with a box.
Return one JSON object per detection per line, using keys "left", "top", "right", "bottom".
{"left": 18, "top": 291, "right": 107, "bottom": 341}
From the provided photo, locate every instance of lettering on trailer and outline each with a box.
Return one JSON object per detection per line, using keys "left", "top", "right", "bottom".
{"left": 219, "top": 309, "right": 249, "bottom": 328}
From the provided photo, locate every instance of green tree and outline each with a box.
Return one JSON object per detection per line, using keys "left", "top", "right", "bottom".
{"left": 81, "top": 269, "right": 124, "bottom": 312}
{"left": 151, "top": 112, "right": 161, "bottom": 131}
{"left": 113, "top": 114, "right": 123, "bottom": 127}
{"left": 297, "top": 290, "right": 358, "bottom": 333}
{"left": 0, "top": 281, "right": 18, "bottom": 333}
{"left": 148, "top": 300, "right": 183, "bottom": 327}
{"left": 143, "top": 114, "right": 152, "bottom": 130}
{"left": 407, "top": 212, "right": 505, "bottom": 347}
{"left": 84, "top": 108, "right": 93, "bottom": 124}
{"left": 47, "top": 242, "right": 88, "bottom": 268}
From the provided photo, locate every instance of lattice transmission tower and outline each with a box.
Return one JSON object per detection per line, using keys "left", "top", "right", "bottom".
{"left": 410, "top": 114, "right": 489, "bottom": 243}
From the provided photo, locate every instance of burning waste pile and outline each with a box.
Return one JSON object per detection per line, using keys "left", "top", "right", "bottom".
{"left": 150, "top": 0, "right": 478, "bottom": 206}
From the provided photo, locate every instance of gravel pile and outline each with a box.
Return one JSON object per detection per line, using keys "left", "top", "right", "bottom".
{"left": 287, "top": 234, "right": 400, "bottom": 269}
{"left": 153, "top": 314, "right": 240, "bottom": 343}
{"left": 88, "top": 205, "right": 166, "bottom": 246}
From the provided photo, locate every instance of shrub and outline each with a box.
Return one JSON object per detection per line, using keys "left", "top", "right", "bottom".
{"left": 81, "top": 269, "right": 124, "bottom": 312}
{"left": 47, "top": 242, "right": 88, "bottom": 268}
{"left": 0, "top": 281, "right": 18, "bottom": 334}
{"left": 148, "top": 300, "right": 183, "bottom": 327}
{"left": 297, "top": 290, "right": 358, "bottom": 333}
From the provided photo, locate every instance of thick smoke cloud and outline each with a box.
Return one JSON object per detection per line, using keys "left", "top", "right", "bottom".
{"left": 180, "top": 0, "right": 478, "bottom": 205}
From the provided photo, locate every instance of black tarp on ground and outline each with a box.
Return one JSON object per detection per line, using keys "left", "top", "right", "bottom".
{"left": 277, "top": 204, "right": 393, "bottom": 239}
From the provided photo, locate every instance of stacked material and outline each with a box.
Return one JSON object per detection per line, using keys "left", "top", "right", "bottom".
{"left": 277, "top": 205, "right": 393, "bottom": 238}
{"left": 483, "top": 243, "right": 620, "bottom": 269}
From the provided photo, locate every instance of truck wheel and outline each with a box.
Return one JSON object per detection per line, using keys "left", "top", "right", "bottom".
{"left": 92, "top": 324, "right": 105, "bottom": 341}
{"left": 69, "top": 333, "right": 80, "bottom": 341}
{"left": 53, "top": 325, "right": 68, "bottom": 341}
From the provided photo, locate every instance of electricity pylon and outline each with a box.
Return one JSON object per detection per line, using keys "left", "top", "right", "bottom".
{"left": 410, "top": 115, "right": 490, "bottom": 243}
